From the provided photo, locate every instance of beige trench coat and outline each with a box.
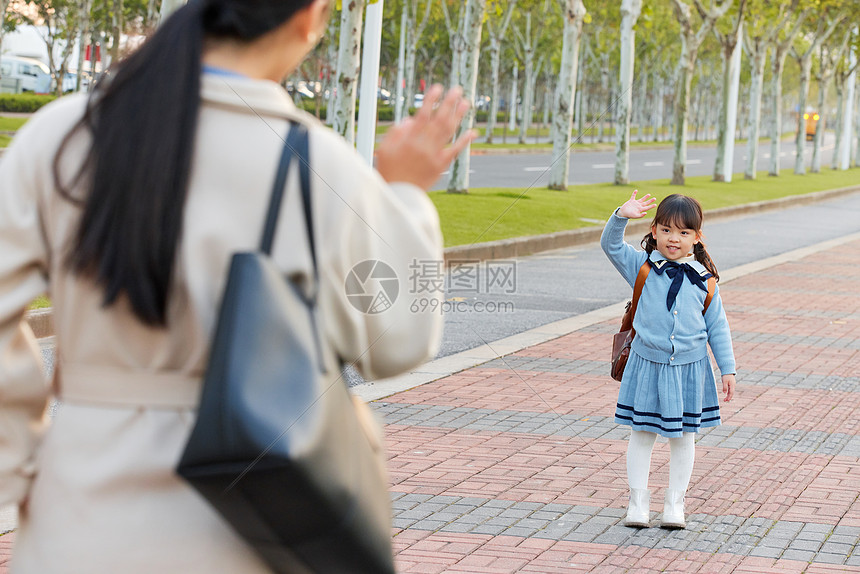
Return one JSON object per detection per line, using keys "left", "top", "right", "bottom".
{"left": 0, "top": 74, "right": 444, "bottom": 572}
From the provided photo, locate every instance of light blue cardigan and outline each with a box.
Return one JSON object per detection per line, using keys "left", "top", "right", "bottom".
{"left": 601, "top": 211, "right": 736, "bottom": 375}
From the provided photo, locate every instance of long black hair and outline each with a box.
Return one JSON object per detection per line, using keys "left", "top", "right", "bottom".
{"left": 54, "top": 0, "right": 316, "bottom": 326}
{"left": 640, "top": 194, "right": 719, "bottom": 281}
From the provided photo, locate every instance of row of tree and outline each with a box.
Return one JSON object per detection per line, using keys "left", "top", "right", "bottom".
{"left": 0, "top": 0, "right": 171, "bottom": 94}
{"left": 304, "top": 0, "right": 860, "bottom": 193}
{"left": 3, "top": 0, "right": 859, "bottom": 193}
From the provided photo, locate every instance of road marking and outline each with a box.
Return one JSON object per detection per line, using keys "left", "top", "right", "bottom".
{"left": 687, "top": 159, "right": 702, "bottom": 165}
{"left": 592, "top": 163, "right": 614, "bottom": 169}
{"left": 524, "top": 166, "right": 550, "bottom": 172}
{"left": 440, "top": 170, "right": 475, "bottom": 175}
{"left": 643, "top": 161, "right": 664, "bottom": 167}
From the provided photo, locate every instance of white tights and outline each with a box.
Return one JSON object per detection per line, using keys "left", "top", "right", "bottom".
{"left": 627, "top": 430, "right": 695, "bottom": 492}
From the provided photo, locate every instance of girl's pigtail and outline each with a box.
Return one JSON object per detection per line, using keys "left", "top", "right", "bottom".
{"left": 640, "top": 232, "right": 656, "bottom": 253}
{"left": 694, "top": 242, "right": 719, "bottom": 281}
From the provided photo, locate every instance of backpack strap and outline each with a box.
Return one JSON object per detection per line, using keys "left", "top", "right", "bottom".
{"left": 703, "top": 276, "right": 716, "bottom": 314}
{"left": 623, "top": 262, "right": 651, "bottom": 336}
{"left": 629, "top": 262, "right": 650, "bottom": 319}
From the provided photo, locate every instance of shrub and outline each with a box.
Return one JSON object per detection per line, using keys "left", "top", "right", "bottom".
{"left": 0, "top": 94, "right": 56, "bottom": 113}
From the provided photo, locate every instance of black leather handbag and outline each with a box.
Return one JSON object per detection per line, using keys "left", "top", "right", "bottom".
{"left": 177, "top": 123, "right": 395, "bottom": 574}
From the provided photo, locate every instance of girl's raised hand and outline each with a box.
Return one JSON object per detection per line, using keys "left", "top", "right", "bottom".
{"left": 617, "top": 190, "right": 657, "bottom": 220}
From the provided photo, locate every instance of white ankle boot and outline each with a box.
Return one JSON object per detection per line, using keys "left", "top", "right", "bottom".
{"left": 624, "top": 488, "right": 650, "bottom": 527}
{"left": 661, "top": 489, "right": 686, "bottom": 529}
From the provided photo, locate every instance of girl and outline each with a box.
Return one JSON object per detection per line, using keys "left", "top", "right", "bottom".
{"left": 0, "top": 0, "right": 473, "bottom": 571}
{"left": 601, "top": 191, "right": 736, "bottom": 529}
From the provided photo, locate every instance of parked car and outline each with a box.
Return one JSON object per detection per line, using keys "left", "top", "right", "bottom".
{"left": 377, "top": 87, "right": 392, "bottom": 105}
{"left": 61, "top": 72, "right": 92, "bottom": 93}
{"left": 286, "top": 80, "right": 316, "bottom": 100}
{"left": 0, "top": 55, "right": 52, "bottom": 94}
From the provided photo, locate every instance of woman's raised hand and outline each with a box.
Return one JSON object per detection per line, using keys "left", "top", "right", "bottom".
{"left": 375, "top": 84, "right": 476, "bottom": 191}
{"left": 617, "top": 190, "right": 657, "bottom": 220}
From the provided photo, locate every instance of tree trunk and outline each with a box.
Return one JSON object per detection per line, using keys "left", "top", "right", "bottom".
{"left": 0, "top": 0, "right": 11, "bottom": 77}
{"left": 575, "top": 47, "right": 585, "bottom": 139}
{"left": 324, "top": 18, "right": 338, "bottom": 125}
{"left": 766, "top": 54, "right": 788, "bottom": 175}
{"left": 394, "top": 8, "right": 407, "bottom": 123}
{"left": 832, "top": 74, "right": 844, "bottom": 170}
{"left": 839, "top": 46, "right": 857, "bottom": 170}
{"left": 159, "top": 0, "right": 184, "bottom": 25}
{"left": 446, "top": 0, "right": 487, "bottom": 194}
{"left": 403, "top": 0, "right": 432, "bottom": 112}
{"left": 615, "top": 0, "right": 642, "bottom": 185}
{"left": 714, "top": 21, "right": 742, "bottom": 182}
{"left": 671, "top": 48, "right": 695, "bottom": 185}
{"left": 653, "top": 75, "right": 664, "bottom": 142}
{"left": 548, "top": 0, "right": 587, "bottom": 190}
{"left": 744, "top": 45, "right": 767, "bottom": 180}
{"left": 485, "top": 0, "right": 516, "bottom": 144}
{"left": 518, "top": 27, "right": 536, "bottom": 143}
{"left": 855, "top": 85, "right": 860, "bottom": 167}
{"left": 487, "top": 39, "right": 502, "bottom": 143}
{"left": 793, "top": 57, "right": 813, "bottom": 174}
{"left": 76, "top": 0, "right": 93, "bottom": 92}
{"left": 111, "top": 0, "right": 124, "bottom": 64}
{"left": 636, "top": 67, "right": 648, "bottom": 143}
{"left": 598, "top": 58, "right": 609, "bottom": 143}
{"left": 404, "top": 37, "right": 418, "bottom": 109}
{"left": 811, "top": 77, "right": 829, "bottom": 173}
{"left": 509, "top": 63, "right": 518, "bottom": 131}
{"left": 332, "top": 0, "right": 365, "bottom": 144}
{"left": 146, "top": 0, "right": 159, "bottom": 27}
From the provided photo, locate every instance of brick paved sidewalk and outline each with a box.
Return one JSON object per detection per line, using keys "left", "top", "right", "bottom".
{"left": 382, "top": 240, "right": 860, "bottom": 573}
{"left": 1, "top": 242, "right": 858, "bottom": 573}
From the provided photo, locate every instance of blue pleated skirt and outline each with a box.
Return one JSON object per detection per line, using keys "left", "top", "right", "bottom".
{"left": 615, "top": 350, "right": 721, "bottom": 438}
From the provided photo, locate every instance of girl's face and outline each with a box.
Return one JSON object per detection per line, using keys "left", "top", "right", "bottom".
{"left": 651, "top": 222, "right": 700, "bottom": 261}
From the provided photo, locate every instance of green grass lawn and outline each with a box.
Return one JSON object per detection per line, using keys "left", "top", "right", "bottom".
{"left": 29, "top": 295, "right": 51, "bottom": 310}
{"left": 431, "top": 167, "right": 860, "bottom": 247}
{"left": 0, "top": 116, "right": 28, "bottom": 131}
{"left": 0, "top": 115, "right": 29, "bottom": 148}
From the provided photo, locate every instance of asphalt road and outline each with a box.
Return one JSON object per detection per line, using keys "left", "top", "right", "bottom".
{"left": 435, "top": 189, "right": 860, "bottom": 358}
{"left": 431, "top": 136, "right": 837, "bottom": 190}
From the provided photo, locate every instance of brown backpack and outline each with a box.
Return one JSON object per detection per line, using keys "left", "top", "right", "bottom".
{"left": 610, "top": 262, "right": 715, "bottom": 382}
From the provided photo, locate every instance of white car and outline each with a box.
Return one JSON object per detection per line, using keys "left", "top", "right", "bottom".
{"left": 0, "top": 56, "right": 52, "bottom": 94}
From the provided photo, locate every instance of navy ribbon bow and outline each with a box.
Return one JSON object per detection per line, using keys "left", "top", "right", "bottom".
{"left": 649, "top": 260, "right": 708, "bottom": 311}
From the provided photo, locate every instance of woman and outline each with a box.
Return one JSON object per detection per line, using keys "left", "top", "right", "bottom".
{"left": 0, "top": 0, "right": 472, "bottom": 570}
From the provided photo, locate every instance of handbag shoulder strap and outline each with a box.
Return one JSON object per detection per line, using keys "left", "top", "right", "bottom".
{"left": 259, "top": 123, "right": 317, "bottom": 278}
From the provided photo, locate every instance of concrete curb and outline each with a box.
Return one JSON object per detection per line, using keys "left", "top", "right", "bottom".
{"left": 443, "top": 185, "right": 860, "bottom": 264}
{"left": 24, "top": 185, "right": 860, "bottom": 341}
{"left": 468, "top": 140, "right": 738, "bottom": 155}
{"left": 24, "top": 308, "right": 53, "bottom": 340}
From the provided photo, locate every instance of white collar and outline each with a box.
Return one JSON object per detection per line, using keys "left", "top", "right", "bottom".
{"left": 648, "top": 250, "right": 708, "bottom": 275}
